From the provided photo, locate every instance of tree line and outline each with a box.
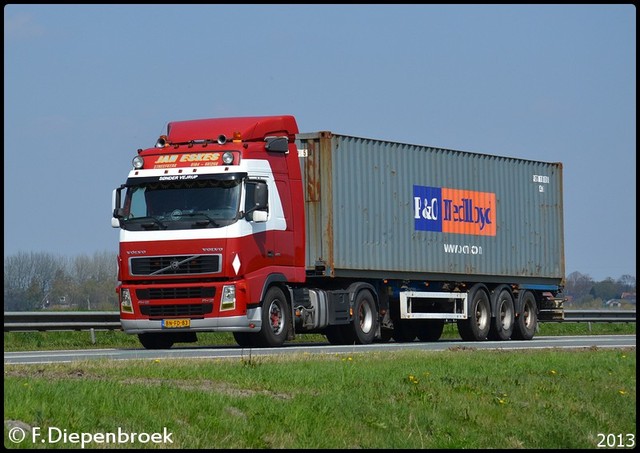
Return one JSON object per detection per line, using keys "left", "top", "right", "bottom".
{"left": 4, "top": 251, "right": 118, "bottom": 311}
{"left": 3, "top": 251, "right": 637, "bottom": 311}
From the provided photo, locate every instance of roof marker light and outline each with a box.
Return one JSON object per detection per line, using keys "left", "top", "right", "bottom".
{"left": 132, "top": 156, "right": 144, "bottom": 169}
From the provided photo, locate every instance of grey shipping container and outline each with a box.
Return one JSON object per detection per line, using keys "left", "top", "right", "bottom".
{"left": 297, "top": 132, "right": 564, "bottom": 286}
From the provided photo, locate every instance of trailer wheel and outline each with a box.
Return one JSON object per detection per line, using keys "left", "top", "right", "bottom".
{"left": 488, "top": 289, "right": 515, "bottom": 341}
{"left": 352, "top": 290, "right": 377, "bottom": 344}
{"left": 255, "top": 286, "right": 290, "bottom": 347}
{"left": 457, "top": 285, "right": 491, "bottom": 341}
{"left": 512, "top": 291, "right": 538, "bottom": 340}
{"left": 416, "top": 319, "right": 445, "bottom": 342}
{"left": 138, "top": 333, "right": 174, "bottom": 350}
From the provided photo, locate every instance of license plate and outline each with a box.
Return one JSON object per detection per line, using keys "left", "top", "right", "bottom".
{"left": 162, "top": 319, "right": 190, "bottom": 328}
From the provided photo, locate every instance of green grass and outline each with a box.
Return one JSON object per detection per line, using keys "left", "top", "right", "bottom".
{"left": 4, "top": 348, "right": 636, "bottom": 449}
{"left": 3, "top": 321, "right": 635, "bottom": 352}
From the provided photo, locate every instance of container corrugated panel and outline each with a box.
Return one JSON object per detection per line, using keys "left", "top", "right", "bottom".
{"left": 296, "top": 132, "right": 564, "bottom": 285}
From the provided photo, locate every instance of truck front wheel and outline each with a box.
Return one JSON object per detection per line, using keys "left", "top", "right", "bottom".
{"left": 255, "top": 286, "right": 290, "bottom": 347}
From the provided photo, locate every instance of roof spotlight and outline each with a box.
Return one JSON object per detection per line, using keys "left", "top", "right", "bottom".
{"left": 155, "top": 135, "right": 169, "bottom": 148}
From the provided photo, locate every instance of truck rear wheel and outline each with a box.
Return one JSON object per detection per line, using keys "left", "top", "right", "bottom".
{"left": 352, "top": 290, "right": 377, "bottom": 344}
{"left": 255, "top": 286, "right": 290, "bottom": 347}
{"left": 512, "top": 291, "right": 538, "bottom": 340}
{"left": 457, "top": 285, "right": 491, "bottom": 341}
{"left": 138, "top": 333, "right": 174, "bottom": 350}
{"left": 488, "top": 289, "right": 515, "bottom": 341}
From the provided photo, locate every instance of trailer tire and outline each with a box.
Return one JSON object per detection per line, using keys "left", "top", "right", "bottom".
{"left": 352, "top": 289, "right": 378, "bottom": 344}
{"left": 457, "top": 285, "right": 491, "bottom": 341}
{"left": 512, "top": 291, "right": 538, "bottom": 340}
{"left": 255, "top": 286, "right": 290, "bottom": 347}
{"left": 138, "top": 333, "right": 174, "bottom": 350}
{"left": 416, "top": 319, "right": 445, "bottom": 342}
{"left": 488, "top": 289, "right": 515, "bottom": 341}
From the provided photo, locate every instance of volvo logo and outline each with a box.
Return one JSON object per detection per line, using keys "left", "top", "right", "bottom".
{"left": 170, "top": 260, "right": 180, "bottom": 270}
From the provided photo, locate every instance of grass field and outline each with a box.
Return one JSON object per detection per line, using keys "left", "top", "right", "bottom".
{"left": 4, "top": 347, "right": 636, "bottom": 449}
{"left": 3, "top": 322, "right": 636, "bottom": 449}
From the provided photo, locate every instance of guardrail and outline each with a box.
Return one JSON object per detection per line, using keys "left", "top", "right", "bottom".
{"left": 4, "top": 311, "right": 121, "bottom": 332}
{"left": 551, "top": 309, "right": 636, "bottom": 323}
{"left": 3, "top": 309, "right": 637, "bottom": 333}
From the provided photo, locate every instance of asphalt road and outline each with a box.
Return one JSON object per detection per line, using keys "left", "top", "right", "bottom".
{"left": 4, "top": 334, "right": 636, "bottom": 365}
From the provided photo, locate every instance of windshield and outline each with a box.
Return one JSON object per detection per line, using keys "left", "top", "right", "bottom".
{"left": 120, "top": 176, "right": 242, "bottom": 231}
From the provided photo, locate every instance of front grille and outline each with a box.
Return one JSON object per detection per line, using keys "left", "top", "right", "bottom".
{"left": 140, "top": 303, "right": 214, "bottom": 317}
{"left": 136, "top": 287, "right": 215, "bottom": 300}
{"left": 130, "top": 254, "right": 221, "bottom": 276}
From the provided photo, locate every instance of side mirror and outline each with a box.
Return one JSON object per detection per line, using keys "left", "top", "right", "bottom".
{"left": 244, "top": 180, "right": 269, "bottom": 221}
{"left": 265, "top": 136, "right": 289, "bottom": 153}
{"left": 111, "top": 187, "right": 124, "bottom": 228}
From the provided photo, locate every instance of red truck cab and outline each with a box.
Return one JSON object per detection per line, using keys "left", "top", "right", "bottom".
{"left": 112, "top": 116, "right": 306, "bottom": 349}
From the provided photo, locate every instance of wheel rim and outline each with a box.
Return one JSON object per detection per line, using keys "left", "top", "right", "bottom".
{"left": 268, "top": 300, "right": 284, "bottom": 335}
{"left": 475, "top": 300, "right": 490, "bottom": 330}
{"left": 500, "top": 300, "right": 514, "bottom": 330}
{"left": 522, "top": 302, "right": 533, "bottom": 329}
{"left": 359, "top": 302, "right": 374, "bottom": 334}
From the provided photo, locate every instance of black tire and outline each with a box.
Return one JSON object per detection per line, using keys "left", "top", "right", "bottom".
{"left": 488, "top": 288, "right": 515, "bottom": 341}
{"left": 457, "top": 285, "right": 491, "bottom": 341}
{"left": 352, "top": 290, "right": 378, "bottom": 344}
{"left": 416, "top": 319, "right": 445, "bottom": 342}
{"left": 138, "top": 333, "right": 174, "bottom": 350}
{"left": 255, "top": 286, "right": 290, "bottom": 347}
{"left": 512, "top": 291, "right": 538, "bottom": 340}
{"left": 392, "top": 320, "right": 418, "bottom": 342}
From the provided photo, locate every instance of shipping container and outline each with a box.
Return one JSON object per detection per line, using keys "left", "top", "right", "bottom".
{"left": 297, "top": 132, "right": 564, "bottom": 286}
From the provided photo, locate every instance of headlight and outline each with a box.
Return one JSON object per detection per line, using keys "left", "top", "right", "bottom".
{"left": 121, "top": 288, "right": 134, "bottom": 314}
{"left": 222, "top": 152, "right": 234, "bottom": 165}
{"left": 220, "top": 285, "right": 236, "bottom": 311}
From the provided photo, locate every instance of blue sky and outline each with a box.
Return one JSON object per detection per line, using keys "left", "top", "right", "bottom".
{"left": 4, "top": 4, "right": 636, "bottom": 282}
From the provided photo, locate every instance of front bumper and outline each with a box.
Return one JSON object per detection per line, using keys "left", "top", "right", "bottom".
{"left": 120, "top": 307, "right": 262, "bottom": 334}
